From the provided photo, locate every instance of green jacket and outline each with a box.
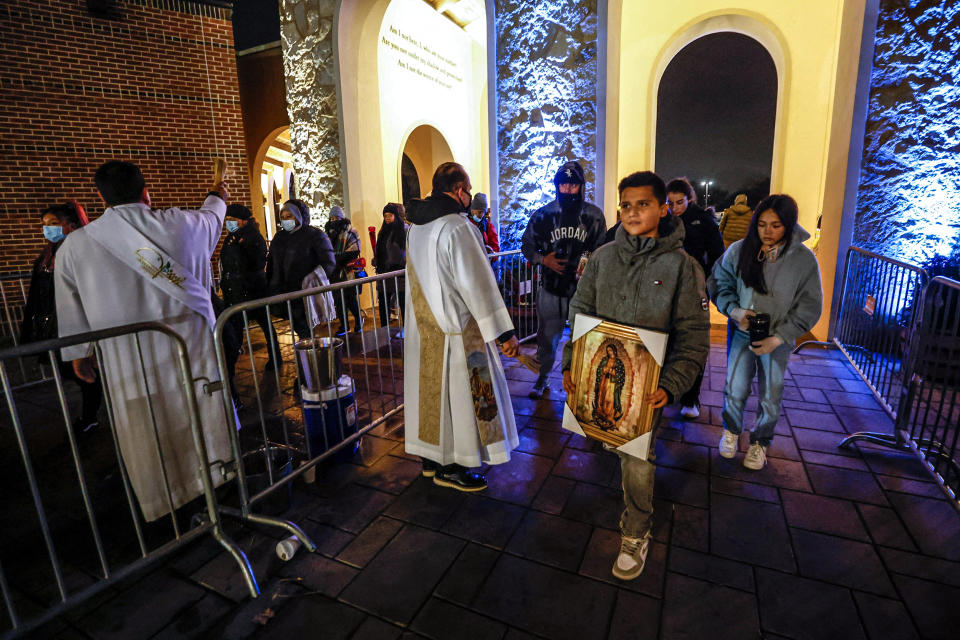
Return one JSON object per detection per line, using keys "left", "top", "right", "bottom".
{"left": 562, "top": 215, "right": 710, "bottom": 401}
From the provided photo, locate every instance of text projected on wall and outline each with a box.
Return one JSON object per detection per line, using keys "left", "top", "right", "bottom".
{"left": 381, "top": 24, "right": 464, "bottom": 90}
{"left": 377, "top": 0, "right": 484, "bottom": 198}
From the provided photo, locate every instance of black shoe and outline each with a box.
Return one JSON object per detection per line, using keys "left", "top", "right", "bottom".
{"left": 72, "top": 417, "right": 99, "bottom": 434}
{"left": 433, "top": 464, "right": 487, "bottom": 492}
{"left": 421, "top": 458, "right": 439, "bottom": 478}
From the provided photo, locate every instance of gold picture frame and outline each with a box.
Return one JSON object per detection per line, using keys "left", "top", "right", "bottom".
{"left": 567, "top": 320, "right": 664, "bottom": 448}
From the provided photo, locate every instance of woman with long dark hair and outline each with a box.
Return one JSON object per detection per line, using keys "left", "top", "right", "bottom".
{"left": 20, "top": 201, "right": 103, "bottom": 433}
{"left": 708, "top": 194, "right": 822, "bottom": 470}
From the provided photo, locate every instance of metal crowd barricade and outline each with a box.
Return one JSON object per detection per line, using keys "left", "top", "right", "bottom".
{"left": 0, "top": 272, "right": 53, "bottom": 391}
{"left": 211, "top": 249, "right": 536, "bottom": 527}
{"left": 211, "top": 270, "right": 408, "bottom": 526}
{"left": 490, "top": 250, "right": 539, "bottom": 344}
{"left": 0, "top": 322, "right": 256, "bottom": 639}
{"left": 877, "top": 276, "right": 960, "bottom": 506}
{"left": 798, "top": 247, "right": 928, "bottom": 423}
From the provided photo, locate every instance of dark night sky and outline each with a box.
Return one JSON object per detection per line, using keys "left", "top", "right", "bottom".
{"left": 231, "top": 0, "right": 281, "bottom": 52}
{"left": 229, "top": 9, "right": 777, "bottom": 210}
{"left": 655, "top": 32, "right": 778, "bottom": 208}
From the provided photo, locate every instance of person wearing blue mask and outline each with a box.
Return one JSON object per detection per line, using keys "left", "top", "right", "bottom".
{"left": 265, "top": 199, "right": 336, "bottom": 339}
{"left": 220, "top": 204, "right": 280, "bottom": 371}
{"left": 20, "top": 202, "right": 103, "bottom": 434}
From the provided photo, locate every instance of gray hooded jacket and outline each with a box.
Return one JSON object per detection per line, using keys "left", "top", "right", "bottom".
{"left": 562, "top": 215, "right": 710, "bottom": 401}
{"left": 707, "top": 225, "right": 822, "bottom": 346}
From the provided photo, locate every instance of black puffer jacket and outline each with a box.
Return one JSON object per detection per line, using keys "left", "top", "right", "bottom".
{"left": 220, "top": 222, "right": 268, "bottom": 305}
{"left": 374, "top": 221, "right": 408, "bottom": 273}
{"left": 266, "top": 225, "right": 335, "bottom": 295}
{"left": 20, "top": 244, "right": 60, "bottom": 343}
{"left": 678, "top": 202, "right": 725, "bottom": 277}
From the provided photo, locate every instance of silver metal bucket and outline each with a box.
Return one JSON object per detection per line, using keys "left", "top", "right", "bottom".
{"left": 295, "top": 337, "right": 343, "bottom": 392}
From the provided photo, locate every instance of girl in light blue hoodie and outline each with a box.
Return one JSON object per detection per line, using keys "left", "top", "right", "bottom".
{"left": 708, "top": 194, "right": 823, "bottom": 470}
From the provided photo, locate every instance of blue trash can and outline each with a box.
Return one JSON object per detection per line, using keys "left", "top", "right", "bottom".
{"left": 302, "top": 375, "right": 359, "bottom": 460}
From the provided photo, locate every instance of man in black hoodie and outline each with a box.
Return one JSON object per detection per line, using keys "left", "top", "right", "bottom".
{"left": 521, "top": 160, "right": 607, "bottom": 398}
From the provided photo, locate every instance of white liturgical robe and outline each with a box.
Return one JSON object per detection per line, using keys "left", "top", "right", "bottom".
{"left": 403, "top": 214, "right": 518, "bottom": 467}
{"left": 55, "top": 195, "right": 234, "bottom": 522}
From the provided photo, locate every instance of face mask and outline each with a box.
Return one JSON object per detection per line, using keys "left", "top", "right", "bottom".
{"left": 225, "top": 220, "right": 240, "bottom": 233}
{"left": 281, "top": 219, "right": 298, "bottom": 232}
{"left": 461, "top": 190, "right": 472, "bottom": 213}
{"left": 43, "top": 225, "right": 64, "bottom": 243}
{"left": 558, "top": 187, "right": 583, "bottom": 213}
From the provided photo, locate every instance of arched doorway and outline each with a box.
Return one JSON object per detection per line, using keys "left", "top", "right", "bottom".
{"left": 655, "top": 32, "right": 777, "bottom": 212}
{"left": 399, "top": 124, "right": 455, "bottom": 203}
{"left": 255, "top": 127, "right": 294, "bottom": 239}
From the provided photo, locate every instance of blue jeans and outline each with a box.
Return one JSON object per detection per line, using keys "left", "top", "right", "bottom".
{"left": 721, "top": 330, "right": 792, "bottom": 446}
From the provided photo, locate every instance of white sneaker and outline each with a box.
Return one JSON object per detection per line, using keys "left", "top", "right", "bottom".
{"left": 680, "top": 405, "right": 700, "bottom": 419}
{"left": 612, "top": 532, "right": 651, "bottom": 581}
{"left": 718, "top": 430, "right": 739, "bottom": 459}
{"left": 743, "top": 443, "right": 768, "bottom": 470}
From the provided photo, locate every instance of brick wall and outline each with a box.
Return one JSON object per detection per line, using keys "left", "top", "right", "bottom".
{"left": 0, "top": 0, "right": 250, "bottom": 282}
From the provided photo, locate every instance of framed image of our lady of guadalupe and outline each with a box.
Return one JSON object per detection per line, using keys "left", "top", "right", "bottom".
{"left": 563, "top": 315, "right": 668, "bottom": 458}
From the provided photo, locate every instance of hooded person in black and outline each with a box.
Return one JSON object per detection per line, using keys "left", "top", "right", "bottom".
{"left": 665, "top": 177, "right": 725, "bottom": 418}
{"left": 266, "top": 198, "right": 336, "bottom": 339}
{"left": 520, "top": 160, "right": 607, "bottom": 397}
{"left": 373, "top": 202, "right": 408, "bottom": 327}
{"left": 221, "top": 203, "right": 281, "bottom": 369}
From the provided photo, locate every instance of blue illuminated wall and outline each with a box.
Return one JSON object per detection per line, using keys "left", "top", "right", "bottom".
{"left": 853, "top": 1, "right": 960, "bottom": 267}
{"left": 494, "top": 0, "right": 599, "bottom": 249}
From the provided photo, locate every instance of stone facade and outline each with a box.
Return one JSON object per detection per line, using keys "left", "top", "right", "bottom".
{"left": 279, "top": 0, "right": 343, "bottom": 224}
{"left": 854, "top": 1, "right": 960, "bottom": 266}
{"left": 494, "top": 0, "right": 599, "bottom": 249}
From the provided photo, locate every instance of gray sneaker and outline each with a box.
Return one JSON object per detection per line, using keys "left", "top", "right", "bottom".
{"left": 529, "top": 379, "right": 550, "bottom": 399}
{"left": 612, "top": 532, "right": 651, "bottom": 581}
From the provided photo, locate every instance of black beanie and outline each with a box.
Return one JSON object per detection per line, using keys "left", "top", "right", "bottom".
{"left": 225, "top": 204, "right": 253, "bottom": 220}
{"left": 553, "top": 161, "right": 586, "bottom": 188}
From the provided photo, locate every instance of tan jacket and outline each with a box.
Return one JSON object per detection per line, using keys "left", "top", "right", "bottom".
{"left": 719, "top": 196, "right": 753, "bottom": 248}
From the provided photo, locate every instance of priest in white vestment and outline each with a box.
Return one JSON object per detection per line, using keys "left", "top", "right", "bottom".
{"left": 403, "top": 162, "right": 520, "bottom": 492}
{"left": 55, "top": 160, "right": 235, "bottom": 521}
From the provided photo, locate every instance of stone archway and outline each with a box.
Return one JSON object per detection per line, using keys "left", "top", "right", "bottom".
{"left": 252, "top": 126, "right": 293, "bottom": 239}
{"left": 398, "top": 124, "right": 456, "bottom": 203}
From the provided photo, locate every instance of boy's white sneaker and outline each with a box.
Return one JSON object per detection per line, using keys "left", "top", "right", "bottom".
{"left": 743, "top": 443, "right": 768, "bottom": 470}
{"left": 680, "top": 405, "right": 700, "bottom": 419}
{"left": 612, "top": 532, "right": 651, "bottom": 581}
{"left": 718, "top": 430, "right": 739, "bottom": 459}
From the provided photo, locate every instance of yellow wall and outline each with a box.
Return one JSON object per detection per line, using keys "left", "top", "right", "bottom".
{"left": 337, "top": 0, "right": 489, "bottom": 261}
{"left": 607, "top": 0, "right": 865, "bottom": 338}
{"left": 403, "top": 125, "right": 455, "bottom": 197}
